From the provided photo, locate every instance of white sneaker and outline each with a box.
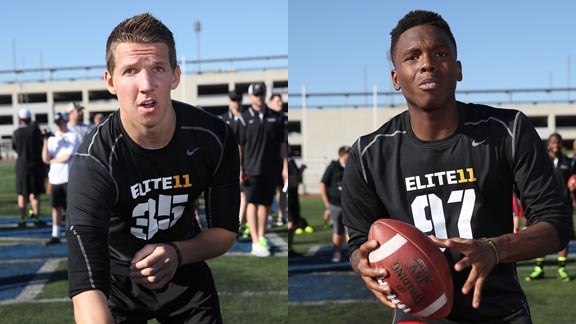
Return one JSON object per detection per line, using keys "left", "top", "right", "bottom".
{"left": 331, "top": 252, "right": 342, "bottom": 263}
{"left": 251, "top": 243, "right": 271, "bottom": 257}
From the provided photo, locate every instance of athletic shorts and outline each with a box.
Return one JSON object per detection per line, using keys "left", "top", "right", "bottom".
{"left": 108, "top": 262, "right": 222, "bottom": 324}
{"left": 328, "top": 204, "right": 345, "bottom": 235}
{"left": 50, "top": 183, "right": 67, "bottom": 209}
{"left": 287, "top": 187, "right": 301, "bottom": 223}
{"left": 244, "top": 175, "right": 277, "bottom": 205}
{"left": 15, "top": 168, "right": 45, "bottom": 196}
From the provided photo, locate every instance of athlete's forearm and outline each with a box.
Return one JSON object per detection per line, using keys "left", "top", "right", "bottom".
{"left": 50, "top": 153, "right": 73, "bottom": 164}
{"left": 176, "top": 227, "right": 237, "bottom": 265}
{"left": 491, "top": 221, "right": 560, "bottom": 264}
{"left": 319, "top": 183, "right": 330, "bottom": 207}
{"left": 42, "top": 139, "right": 50, "bottom": 164}
{"left": 72, "top": 290, "right": 114, "bottom": 324}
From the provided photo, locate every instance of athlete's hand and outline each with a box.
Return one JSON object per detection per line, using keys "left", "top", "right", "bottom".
{"left": 130, "top": 243, "right": 179, "bottom": 289}
{"left": 323, "top": 208, "right": 330, "bottom": 221}
{"left": 429, "top": 236, "right": 497, "bottom": 309}
{"left": 351, "top": 240, "right": 396, "bottom": 309}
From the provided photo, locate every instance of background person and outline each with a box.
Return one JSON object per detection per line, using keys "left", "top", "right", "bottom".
{"left": 67, "top": 102, "right": 93, "bottom": 142}
{"left": 220, "top": 89, "right": 248, "bottom": 239}
{"left": 93, "top": 113, "right": 105, "bottom": 126}
{"left": 319, "top": 145, "right": 350, "bottom": 263}
{"left": 525, "top": 132, "right": 574, "bottom": 282}
{"left": 268, "top": 93, "right": 288, "bottom": 227}
{"left": 42, "top": 112, "right": 81, "bottom": 244}
{"left": 287, "top": 146, "right": 304, "bottom": 256}
{"left": 237, "top": 82, "right": 288, "bottom": 257}
{"left": 12, "top": 107, "right": 46, "bottom": 228}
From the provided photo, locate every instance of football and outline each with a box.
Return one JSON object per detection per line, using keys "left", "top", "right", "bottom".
{"left": 568, "top": 174, "right": 576, "bottom": 192}
{"left": 368, "top": 218, "right": 453, "bottom": 320}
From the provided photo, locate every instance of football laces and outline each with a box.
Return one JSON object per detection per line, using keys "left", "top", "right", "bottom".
{"left": 377, "top": 278, "right": 411, "bottom": 313}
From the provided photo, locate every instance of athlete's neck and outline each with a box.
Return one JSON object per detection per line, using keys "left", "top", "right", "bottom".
{"left": 251, "top": 104, "right": 265, "bottom": 113}
{"left": 122, "top": 109, "right": 176, "bottom": 150}
{"left": 408, "top": 103, "right": 459, "bottom": 141}
{"left": 548, "top": 150, "right": 559, "bottom": 159}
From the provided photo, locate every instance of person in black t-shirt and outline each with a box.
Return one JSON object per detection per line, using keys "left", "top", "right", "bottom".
{"left": 220, "top": 89, "right": 244, "bottom": 134}
{"left": 12, "top": 107, "right": 47, "bottom": 228}
{"left": 237, "top": 82, "right": 288, "bottom": 257}
{"left": 220, "top": 89, "right": 248, "bottom": 239}
{"left": 525, "top": 133, "right": 574, "bottom": 283}
{"left": 66, "top": 13, "right": 239, "bottom": 324}
{"left": 320, "top": 145, "right": 350, "bottom": 263}
{"left": 287, "top": 145, "right": 306, "bottom": 256}
{"left": 342, "top": 10, "right": 572, "bottom": 324}
{"left": 269, "top": 93, "right": 288, "bottom": 226}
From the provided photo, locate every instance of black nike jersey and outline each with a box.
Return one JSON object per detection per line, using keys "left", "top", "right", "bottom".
{"left": 236, "top": 106, "right": 286, "bottom": 176}
{"left": 12, "top": 123, "right": 44, "bottom": 171}
{"left": 321, "top": 160, "right": 345, "bottom": 206}
{"left": 67, "top": 101, "right": 240, "bottom": 298}
{"left": 551, "top": 152, "right": 576, "bottom": 206}
{"left": 342, "top": 102, "right": 571, "bottom": 323}
{"left": 219, "top": 110, "right": 243, "bottom": 137}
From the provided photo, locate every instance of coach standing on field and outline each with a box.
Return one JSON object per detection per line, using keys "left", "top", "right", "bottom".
{"left": 66, "top": 13, "right": 239, "bottom": 323}
{"left": 12, "top": 107, "right": 46, "bottom": 228}
{"left": 237, "top": 82, "right": 288, "bottom": 257}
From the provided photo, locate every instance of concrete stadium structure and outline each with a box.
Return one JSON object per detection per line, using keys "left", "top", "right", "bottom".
{"left": 0, "top": 56, "right": 287, "bottom": 158}
{"left": 289, "top": 95, "right": 576, "bottom": 194}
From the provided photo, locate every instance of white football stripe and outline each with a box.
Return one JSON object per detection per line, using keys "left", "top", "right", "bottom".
{"left": 414, "top": 293, "right": 447, "bottom": 318}
{"left": 368, "top": 234, "right": 407, "bottom": 263}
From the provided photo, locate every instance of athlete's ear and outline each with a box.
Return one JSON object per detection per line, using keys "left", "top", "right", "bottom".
{"left": 456, "top": 60, "right": 463, "bottom": 82}
{"left": 104, "top": 70, "right": 117, "bottom": 95}
{"left": 391, "top": 69, "right": 401, "bottom": 91}
{"left": 171, "top": 65, "right": 181, "bottom": 90}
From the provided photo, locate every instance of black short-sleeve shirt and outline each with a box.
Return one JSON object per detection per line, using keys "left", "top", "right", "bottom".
{"left": 13, "top": 123, "right": 44, "bottom": 172}
{"left": 342, "top": 102, "right": 572, "bottom": 323}
{"left": 236, "top": 106, "right": 286, "bottom": 176}
{"left": 321, "top": 160, "right": 345, "bottom": 206}
{"left": 219, "top": 110, "right": 242, "bottom": 138}
{"left": 67, "top": 101, "right": 240, "bottom": 298}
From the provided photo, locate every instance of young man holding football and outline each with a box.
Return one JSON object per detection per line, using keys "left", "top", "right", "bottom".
{"left": 343, "top": 10, "right": 572, "bottom": 324}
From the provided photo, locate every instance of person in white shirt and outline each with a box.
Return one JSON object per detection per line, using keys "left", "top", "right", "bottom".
{"left": 42, "top": 112, "right": 81, "bottom": 244}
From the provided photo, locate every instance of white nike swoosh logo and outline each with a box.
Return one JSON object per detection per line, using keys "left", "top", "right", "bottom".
{"left": 186, "top": 147, "right": 201, "bottom": 156}
{"left": 472, "top": 138, "right": 488, "bottom": 147}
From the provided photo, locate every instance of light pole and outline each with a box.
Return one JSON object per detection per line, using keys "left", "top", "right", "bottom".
{"left": 194, "top": 21, "right": 201, "bottom": 73}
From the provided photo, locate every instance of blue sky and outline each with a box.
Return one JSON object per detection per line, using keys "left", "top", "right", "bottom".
{"left": 0, "top": 1, "right": 287, "bottom": 73}
{"left": 289, "top": 1, "right": 576, "bottom": 106}
{"left": 4, "top": 1, "right": 576, "bottom": 107}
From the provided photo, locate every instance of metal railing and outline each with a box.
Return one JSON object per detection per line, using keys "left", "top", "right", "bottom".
{"left": 0, "top": 54, "right": 288, "bottom": 84}
{"left": 288, "top": 87, "right": 576, "bottom": 109}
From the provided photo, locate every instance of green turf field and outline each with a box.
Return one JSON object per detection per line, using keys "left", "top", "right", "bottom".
{"left": 289, "top": 196, "right": 576, "bottom": 324}
{"left": 3, "top": 160, "right": 576, "bottom": 323}
{"left": 0, "top": 256, "right": 287, "bottom": 324}
{"left": 0, "top": 161, "right": 288, "bottom": 323}
{"left": 0, "top": 161, "right": 51, "bottom": 217}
